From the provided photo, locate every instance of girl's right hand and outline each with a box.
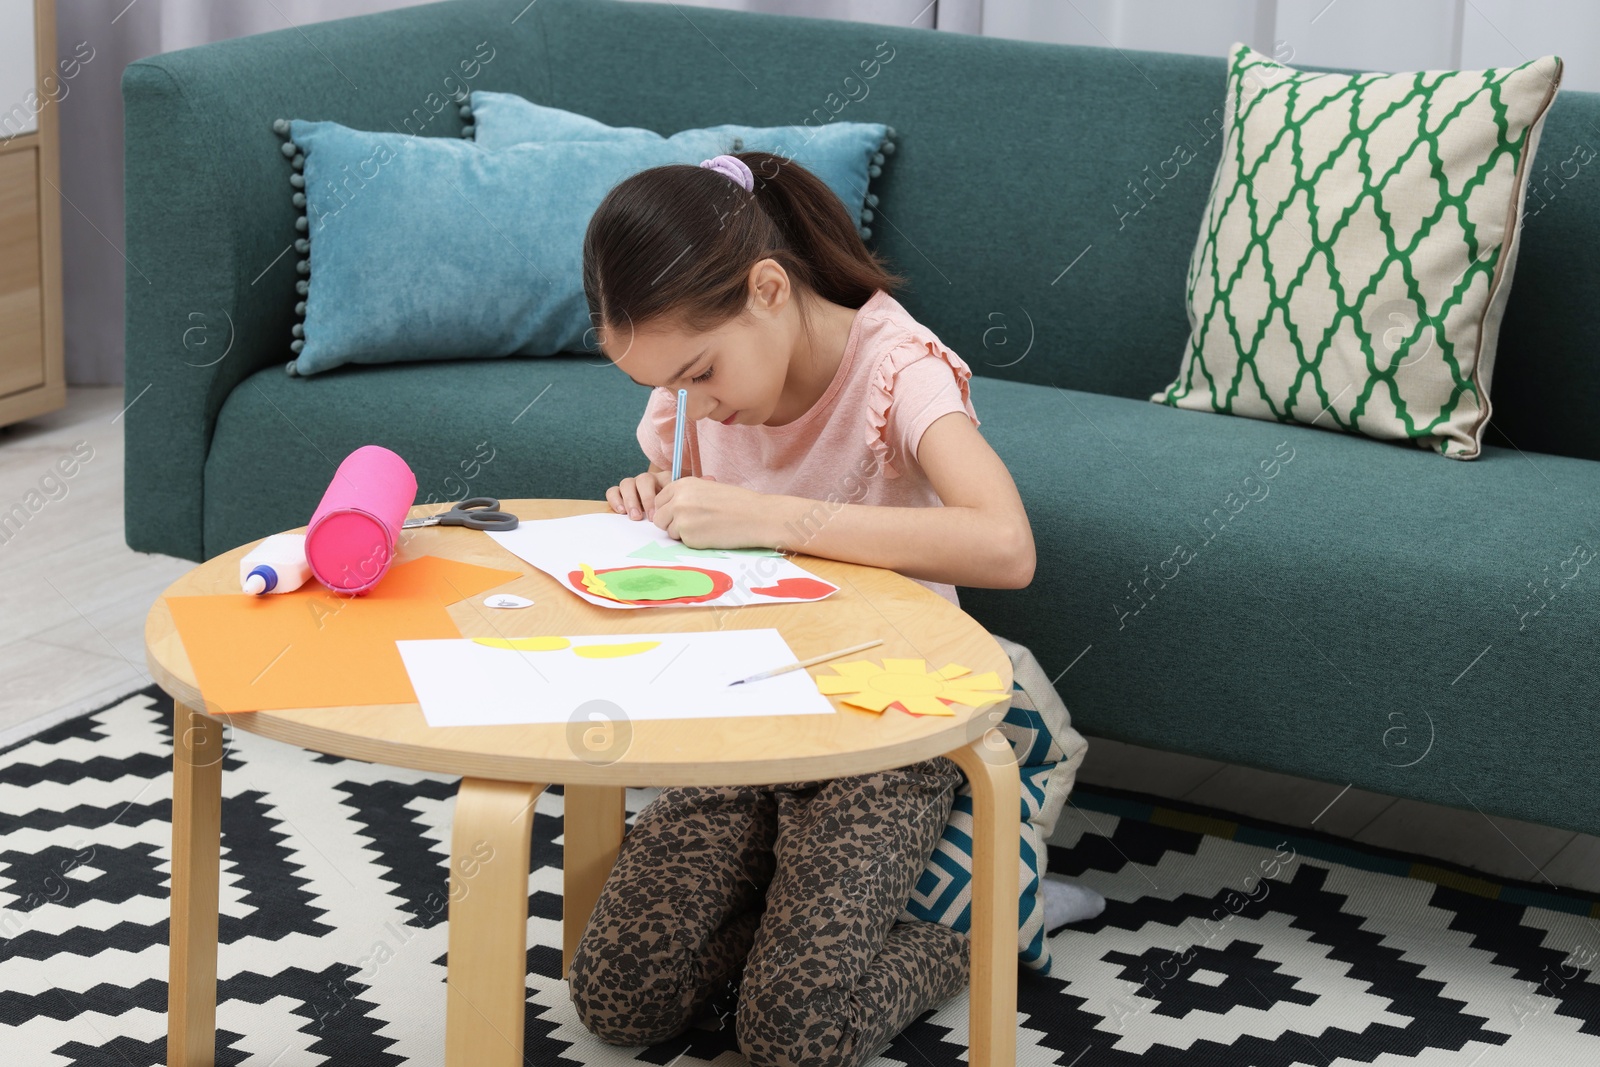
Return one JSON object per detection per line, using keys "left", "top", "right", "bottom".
{"left": 608, "top": 469, "right": 672, "bottom": 520}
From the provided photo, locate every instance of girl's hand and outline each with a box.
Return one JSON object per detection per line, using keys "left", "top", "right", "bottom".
{"left": 607, "top": 470, "right": 672, "bottom": 521}
{"left": 650, "top": 476, "right": 768, "bottom": 549}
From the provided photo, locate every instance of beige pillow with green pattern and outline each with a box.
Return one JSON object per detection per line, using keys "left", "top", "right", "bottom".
{"left": 1152, "top": 42, "right": 1562, "bottom": 459}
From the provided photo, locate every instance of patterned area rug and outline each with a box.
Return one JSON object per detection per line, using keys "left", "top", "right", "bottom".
{"left": 3, "top": 684, "right": 1598, "bottom": 1065}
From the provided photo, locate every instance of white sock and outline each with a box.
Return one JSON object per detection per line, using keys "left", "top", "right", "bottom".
{"left": 1041, "top": 875, "right": 1105, "bottom": 931}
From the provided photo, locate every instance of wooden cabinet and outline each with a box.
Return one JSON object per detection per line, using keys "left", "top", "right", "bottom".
{"left": 0, "top": 0, "right": 64, "bottom": 428}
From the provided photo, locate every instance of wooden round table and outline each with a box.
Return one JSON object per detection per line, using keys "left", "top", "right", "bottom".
{"left": 146, "top": 499, "right": 1020, "bottom": 1067}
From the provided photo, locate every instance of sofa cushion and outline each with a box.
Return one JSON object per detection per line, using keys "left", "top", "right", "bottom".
{"left": 955, "top": 379, "right": 1600, "bottom": 835}
{"left": 462, "top": 90, "right": 893, "bottom": 236}
{"left": 1152, "top": 42, "right": 1563, "bottom": 459}
{"left": 274, "top": 114, "right": 888, "bottom": 377}
{"left": 203, "top": 354, "right": 649, "bottom": 557}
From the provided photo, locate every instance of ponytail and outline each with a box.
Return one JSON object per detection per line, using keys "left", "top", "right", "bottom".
{"left": 582, "top": 150, "right": 904, "bottom": 342}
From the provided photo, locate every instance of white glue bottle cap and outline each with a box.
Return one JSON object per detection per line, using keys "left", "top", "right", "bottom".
{"left": 243, "top": 567, "right": 276, "bottom": 595}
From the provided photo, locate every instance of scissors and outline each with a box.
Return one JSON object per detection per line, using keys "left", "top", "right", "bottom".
{"left": 401, "top": 496, "right": 519, "bottom": 531}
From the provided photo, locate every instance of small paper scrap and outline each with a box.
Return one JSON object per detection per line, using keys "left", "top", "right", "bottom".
{"left": 812, "top": 658, "right": 1007, "bottom": 717}
{"left": 484, "top": 594, "right": 535, "bottom": 609}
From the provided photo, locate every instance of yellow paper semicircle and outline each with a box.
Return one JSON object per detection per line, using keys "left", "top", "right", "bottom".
{"left": 573, "top": 640, "right": 661, "bottom": 659}
{"left": 472, "top": 636, "right": 573, "bottom": 652}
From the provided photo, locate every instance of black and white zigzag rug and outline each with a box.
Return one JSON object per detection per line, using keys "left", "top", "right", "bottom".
{"left": 3, "top": 684, "right": 1599, "bottom": 1065}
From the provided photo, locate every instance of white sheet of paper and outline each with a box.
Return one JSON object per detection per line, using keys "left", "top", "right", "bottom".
{"left": 485, "top": 512, "right": 838, "bottom": 610}
{"left": 397, "top": 627, "right": 839, "bottom": 728}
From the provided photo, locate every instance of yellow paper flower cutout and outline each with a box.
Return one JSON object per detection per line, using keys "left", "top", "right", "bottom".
{"left": 813, "top": 658, "right": 1007, "bottom": 717}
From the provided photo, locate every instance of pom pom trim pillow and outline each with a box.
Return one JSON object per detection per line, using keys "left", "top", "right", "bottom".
{"left": 460, "top": 91, "right": 894, "bottom": 239}
{"left": 272, "top": 113, "right": 891, "bottom": 377}
{"left": 1151, "top": 42, "right": 1562, "bottom": 458}
{"left": 899, "top": 634, "right": 1088, "bottom": 975}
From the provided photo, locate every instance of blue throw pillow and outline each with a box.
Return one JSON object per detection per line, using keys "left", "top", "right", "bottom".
{"left": 898, "top": 633, "right": 1088, "bottom": 975}
{"left": 461, "top": 91, "right": 892, "bottom": 234}
{"left": 274, "top": 113, "right": 891, "bottom": 377}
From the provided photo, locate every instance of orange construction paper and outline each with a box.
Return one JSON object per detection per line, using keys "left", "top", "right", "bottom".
{"left": 164, "top": 555, "right": 522, "bottom": 714}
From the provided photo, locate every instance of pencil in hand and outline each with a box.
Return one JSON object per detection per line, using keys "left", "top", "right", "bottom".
{"left": 671, "top": 388, "right": 687, "bottom": 481}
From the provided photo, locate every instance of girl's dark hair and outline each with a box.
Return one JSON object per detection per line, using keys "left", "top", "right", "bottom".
{"left": 582, "top": 150, "right": 904, "bottom": 350}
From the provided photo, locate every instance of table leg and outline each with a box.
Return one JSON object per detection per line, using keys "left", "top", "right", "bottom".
{"left": 560, "top": 785, "right": 626, "bottom": 977}
{"left": 946, "top": 729, "right": 1021, "bottom": 1067}
{"left": 167, "top": 700, "right": 225, "bottom": 1067}
{"left": 446, "top": 778, "right": 545, "bottom": 1067}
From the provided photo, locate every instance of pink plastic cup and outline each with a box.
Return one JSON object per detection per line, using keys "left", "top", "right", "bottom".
{"left": 304, "top": 445, "right": 417, "bottom": 595}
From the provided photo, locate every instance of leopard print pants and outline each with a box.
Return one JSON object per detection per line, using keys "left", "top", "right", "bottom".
{"left": 567, "top": 755, "right": 972, "bottom": 1067}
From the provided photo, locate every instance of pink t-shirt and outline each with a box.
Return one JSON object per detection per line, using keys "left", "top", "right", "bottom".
{"left": 636, "top": 289, "right": 981, "bottom": 607}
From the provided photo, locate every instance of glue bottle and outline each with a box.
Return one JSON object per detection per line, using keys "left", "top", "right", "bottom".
{"left": 240, "top": 533, "right": 313, "bottom": 595}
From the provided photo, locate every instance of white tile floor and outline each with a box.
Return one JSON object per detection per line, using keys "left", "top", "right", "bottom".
{"left": 4, "top": 387, "right": 1597, "bottom": 896}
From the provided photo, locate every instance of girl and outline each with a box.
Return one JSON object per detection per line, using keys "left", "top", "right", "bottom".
{"left": 569, "top": 151, "right": 1035, "bottom": 1067}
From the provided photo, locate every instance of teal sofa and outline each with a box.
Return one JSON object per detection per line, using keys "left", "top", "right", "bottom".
{"left": 124, "top": 0, "right": 1600, "bottom": 837}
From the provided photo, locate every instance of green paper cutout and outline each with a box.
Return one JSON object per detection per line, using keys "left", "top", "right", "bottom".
{"left": 602, "top": 566, "right": 718, "bottom": 601}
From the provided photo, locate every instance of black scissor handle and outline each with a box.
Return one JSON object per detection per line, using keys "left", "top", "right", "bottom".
{"left": 446, "top": 497, "right": 520, "bottom": 530}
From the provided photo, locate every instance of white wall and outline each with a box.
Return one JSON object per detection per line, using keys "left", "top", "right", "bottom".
{"left": 0, "top": 0, "right": 38, "bottom": 137}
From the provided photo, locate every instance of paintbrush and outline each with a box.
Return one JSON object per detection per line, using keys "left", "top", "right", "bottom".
{"left": 726, "top": 639, "right": 884, "bottom": 686}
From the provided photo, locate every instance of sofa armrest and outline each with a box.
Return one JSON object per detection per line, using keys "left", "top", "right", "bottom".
{"left": 121, "top": 0, "right": 550, "bottom": 560}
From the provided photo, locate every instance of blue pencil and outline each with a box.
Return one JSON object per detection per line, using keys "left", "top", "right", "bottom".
{"left": 670, "top": 387, "right": 687, "bottom": 481}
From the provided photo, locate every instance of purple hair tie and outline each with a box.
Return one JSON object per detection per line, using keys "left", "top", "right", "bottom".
{"left": 700, "top": 153, "right": 753, "bottom": 192}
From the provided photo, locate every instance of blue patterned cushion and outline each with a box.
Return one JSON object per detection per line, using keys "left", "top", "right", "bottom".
{"left": 899, "top": 634, "right": 1087, "bottom": 974}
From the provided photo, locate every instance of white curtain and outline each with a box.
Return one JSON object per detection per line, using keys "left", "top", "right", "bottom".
{"left": 56, "top": 0, "right": 442, "bottom": 385}
{"left": 978, "top": 0, "right": 1596, "bottom": 87}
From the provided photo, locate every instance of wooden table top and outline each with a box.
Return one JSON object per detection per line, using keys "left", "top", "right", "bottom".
{"left": 143, "top": 499, "right": 1013, "bottom": 786}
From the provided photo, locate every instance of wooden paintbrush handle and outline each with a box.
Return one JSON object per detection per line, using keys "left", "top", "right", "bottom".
{"left": 791, "top": 639, "right": 883, "bottom": 672}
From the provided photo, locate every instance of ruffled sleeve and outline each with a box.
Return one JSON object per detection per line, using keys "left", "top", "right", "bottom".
{"left": 865, "top": 337, "right": 981, "bottom": 479}
{"left": 636, "top": 388, "right": 675, "bottom": 471}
